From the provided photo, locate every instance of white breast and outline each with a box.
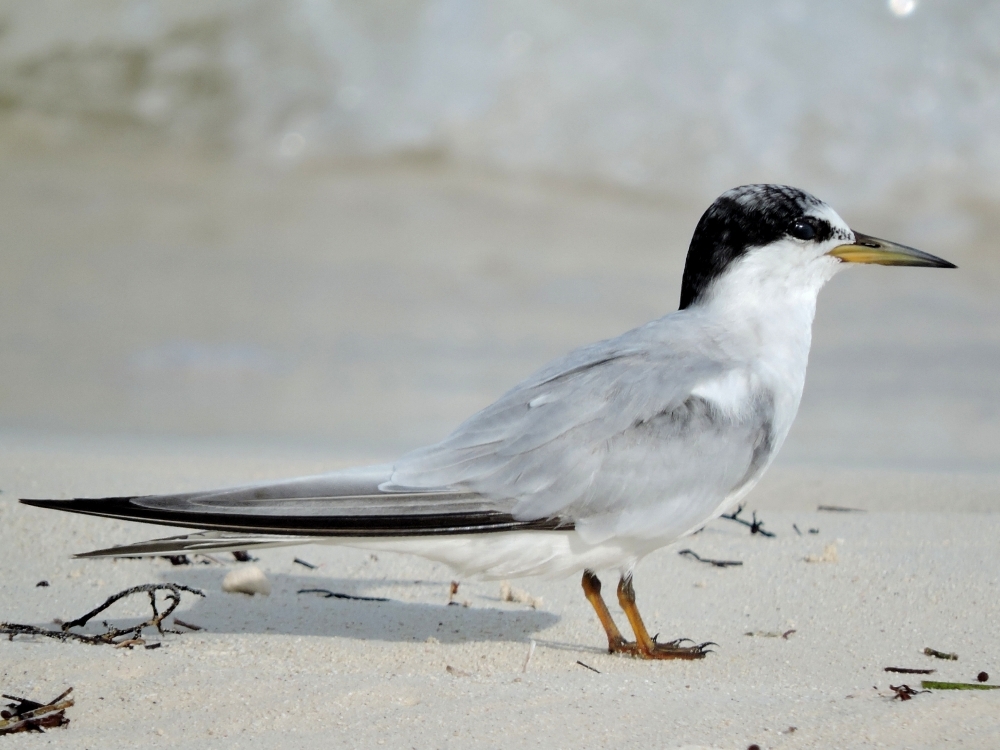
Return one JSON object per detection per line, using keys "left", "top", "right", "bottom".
{"left": 690, "top": 369, "right": 753, "bottom": 417}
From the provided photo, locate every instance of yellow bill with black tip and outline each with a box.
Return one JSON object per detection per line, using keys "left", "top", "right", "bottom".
{"left": 828, "top": 232, "right": 956, "bottom": 268}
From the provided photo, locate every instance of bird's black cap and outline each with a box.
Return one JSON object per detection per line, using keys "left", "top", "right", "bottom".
{"left": 679, "top": 185, "right": 832, "bottom": 309}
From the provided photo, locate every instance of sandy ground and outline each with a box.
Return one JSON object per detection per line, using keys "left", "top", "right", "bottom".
{"left": 1, "top": 442, "right": 999, "bottom": 749}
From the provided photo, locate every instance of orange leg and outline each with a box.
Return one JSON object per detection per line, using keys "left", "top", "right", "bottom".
{"left": 581, "top": 569, "right": 636, "bottom": 654}
{"left": 581, "top": 569, "right": 713, "bottom": 660}
{"left": 616, "top": 574, "right": 712, "bottom": 659}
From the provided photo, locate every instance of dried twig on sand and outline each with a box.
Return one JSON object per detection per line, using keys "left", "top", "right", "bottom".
{"left": 923, "top": 647, "right": 958, "bottom": 660}
{"left": 1, "top": 584, "right": 204, "bottom": 646}
{"left": 0, "top": 688, "right": 74, "bottom": 734}
{"left": 297, "top": 588, "right": 388, "bottom": 602}
{"left": 817, "top": 505, "right": 866, "bottom": 513}
{"left": 720, "top": 505, "right": 775, "bottom": 537}
{"left": 678, "top": 549, "right": 742, "bottom": 568}
{"left": 884, "top": 667, "right": 935, "bottom": 675}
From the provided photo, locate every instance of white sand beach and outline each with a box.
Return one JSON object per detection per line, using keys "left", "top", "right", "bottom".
{"left": 2, "top": 439, "right": 999, "bottom": 749}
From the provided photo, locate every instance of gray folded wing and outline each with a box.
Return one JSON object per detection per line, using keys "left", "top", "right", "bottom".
{"left": 389, "top": 315, "right": 775, "bottom": 543}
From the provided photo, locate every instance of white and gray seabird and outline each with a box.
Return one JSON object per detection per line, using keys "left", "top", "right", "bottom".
{"left": 23, "top": 185, "right": 955, "bottom": 659}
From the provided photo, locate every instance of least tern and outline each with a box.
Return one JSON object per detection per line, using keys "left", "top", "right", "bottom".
{"left": 22, "top": 184, "right": 954, "bottom": 659}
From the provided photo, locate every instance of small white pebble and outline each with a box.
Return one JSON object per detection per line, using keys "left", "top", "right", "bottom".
{"left": 222, "top": 565, "right": 271, "bottom": 595}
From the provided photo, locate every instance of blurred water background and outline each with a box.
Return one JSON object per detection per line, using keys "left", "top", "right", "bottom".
{"left": 1, "top": 0, "right": 998, "bottom": 474}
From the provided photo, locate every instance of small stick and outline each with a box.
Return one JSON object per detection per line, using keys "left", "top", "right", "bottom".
{"left": 173, "top": 618, "right": 203, "bottom": 631}
{"left": 522, "top": 640, "right": 536, "bottom": 673}
{"left": 297, "top": 588, "right": 388, "bottom": 602}
{"left": 677, "top": 549, "right": 743, "bottom": 568}
{"left": 921, "top": 680, "right": 999, "bottom": 691}
{"left": 720, "top": 505, "right": 775, "bottom": 537}
{"left": 3, "top": 687, "right": 73, "bottom": 710}
{"left": 885, "top": 667, "right": 935, "bottom": 674}
{"left": 293, "top": 558, "right": 317, "bottom": 569}
{"left": 745, "top": 630, "right": 790, "bottom": 638}
{"left": 114, "top": 638, "right": 146, "bottom": 649}
{"left": 575, "top": 660, "right": 600, "bottom": 674}
{"left": 1, "top": 623, "right": 104, "bottom": 644}
{"left": 62, "top": 583, "right": 203, "bottom": 634}
{"left": 1, "top": 695, "right": 43, "bottom": 714}
{"left": 817, "top": 505, "right": 866, "bottom": 513}
{"left": 148, "top": 590, "right": 160, "bottom": 628}
{"left": 924, "top": 647, "right": 958, "bottom": 660}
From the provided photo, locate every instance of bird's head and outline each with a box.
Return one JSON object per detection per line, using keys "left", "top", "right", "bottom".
{"left": 679, "top": 184, "right": 955, "bottom": 311}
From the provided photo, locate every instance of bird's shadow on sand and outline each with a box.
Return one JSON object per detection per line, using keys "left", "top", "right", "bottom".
{"left": 139, "top": 569, "right": 560, "bottom": 644}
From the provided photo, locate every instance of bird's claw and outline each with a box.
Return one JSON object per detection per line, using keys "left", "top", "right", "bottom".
{"left": 608, "top": 637, "right": 714, "bottom": 660}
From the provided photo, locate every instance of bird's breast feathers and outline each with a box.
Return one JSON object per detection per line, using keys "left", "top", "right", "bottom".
{"left": 688, "top": 369, "right": 755, "bottom": 419}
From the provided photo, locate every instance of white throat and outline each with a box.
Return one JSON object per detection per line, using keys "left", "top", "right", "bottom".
{"left": 688, "top": 235, "right": 847, "bottom": 459}
{"left": 700, "top": 238, "right": 841, "bottom": 351}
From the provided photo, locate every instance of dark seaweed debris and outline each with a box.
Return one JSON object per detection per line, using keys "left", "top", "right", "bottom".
{"left": 0, "top": 688, "right": 73, "bottom": 734}
{"left": 1, "top": 583, "right": 204, "bottom": 646}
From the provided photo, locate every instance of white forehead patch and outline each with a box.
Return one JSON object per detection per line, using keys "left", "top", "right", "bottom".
{"left": 805, "top": 203, "right": 853, "bottom": 242}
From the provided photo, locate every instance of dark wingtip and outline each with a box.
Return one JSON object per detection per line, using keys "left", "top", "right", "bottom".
{"left": 20, "top": 497, "right": 69, "bottom": 509}
{"left": 73, "top": 547, "right": 125, "bottom": 559}
{"left": 18, "top": 494, "right": 572, "bottom": 537}
{"left": 21, "top": 496, "right": 137, "bottom": 510}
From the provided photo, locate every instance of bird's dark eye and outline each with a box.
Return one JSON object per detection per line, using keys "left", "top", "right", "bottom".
{"left": 789, "top": 220, "right": 816, "bottom": 241}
